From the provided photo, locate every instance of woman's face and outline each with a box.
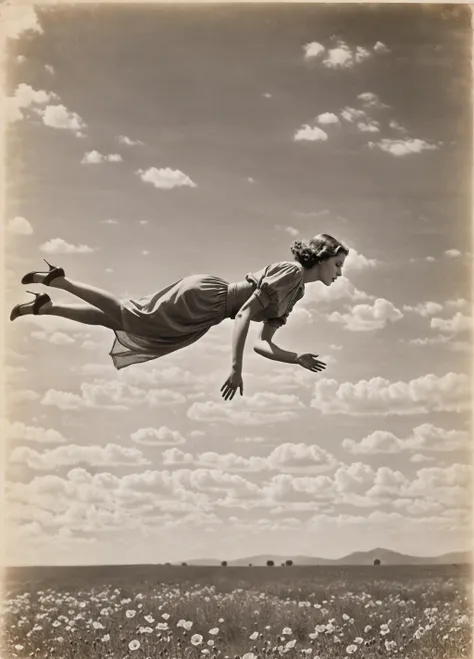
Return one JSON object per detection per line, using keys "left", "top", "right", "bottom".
{"left": 321, "top": 252, "right": 347, "bottom": 286}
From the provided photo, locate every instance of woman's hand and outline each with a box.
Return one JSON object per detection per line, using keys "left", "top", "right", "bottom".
{"left": 221, "top": 369, "right": 243, "bottom": 401}
{"left": 296, "top": 353, "right": 326, "bottom": 373}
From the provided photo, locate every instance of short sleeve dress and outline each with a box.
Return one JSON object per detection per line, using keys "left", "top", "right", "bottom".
{"left": 109, "top": 261, "right": 305, "bottom": 369}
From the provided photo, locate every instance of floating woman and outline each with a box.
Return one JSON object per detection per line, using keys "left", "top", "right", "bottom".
{"left": 10, "top": 233, "right": 348, "bottom": 400}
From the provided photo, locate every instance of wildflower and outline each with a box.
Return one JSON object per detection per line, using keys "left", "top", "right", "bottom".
{"left": 242, "top": 654, "right": 256, "bottom": 659}
{"left": 191, "top": 634, "right": 203, "bottom": 646}
{"left": 342, "top": 614, "right": 350, "bottom": 621}
{"left": 208, "top": 640, "right": 215, "bottom": 647}
{"left": 162, "top": 613, "right": 170, "bottom": 620}
{"left": 129, "top": 640, "right": 140, "bottom": 651}
{"left": 285, "top": 639, "right": 296, "bottom": 649}
{"left": 126, "top": 610, "right": 137, "bottom": 618}
{"left": 346, "top": 645, "right": 358, "bottom": 654}
{"left": 364, "top": 625, "right": 372, "bottom": 633}
{"left": 93, "top": 621, "right": 105, "bottom": 630}
{"left": 209, "top": 627, "right": 219, "bottom": 635}
{"left": 144, "top": 615, "right": 155, "bottom": 623}
{"left": 102, "top": 634, "right": 110, "bottom": 642}
{"left": 354, "top": 637, "right": 364, "bottom": 644}
{"left": 282, "top": 627, "right": 293, "bottom": 635}
{"left": 14, "top": 645, "right": 24, "bottom": 651}
{"left": 218, "top": 618, "right": 225, "bottom": 623}
{"left": 250, "top": 631, "right": 259, "bottom": 640}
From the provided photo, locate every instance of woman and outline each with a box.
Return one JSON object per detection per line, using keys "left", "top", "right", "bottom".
{"left": 10, "top": 233, "right": 348, "bottom": 400}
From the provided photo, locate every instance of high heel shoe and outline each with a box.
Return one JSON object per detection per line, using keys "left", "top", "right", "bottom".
{"left": 21, "top": 259, "right": 65, "bottom": 286}
{"left": 10, "top": 291, "right": 51, "bottom": 321}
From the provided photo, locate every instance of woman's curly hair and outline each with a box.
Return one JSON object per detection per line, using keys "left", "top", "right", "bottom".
{"left": 290, "top": 233, "right": 349, "bottom": 269}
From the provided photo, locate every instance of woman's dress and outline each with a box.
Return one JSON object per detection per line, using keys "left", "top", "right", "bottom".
{"left": 109, "top": 261, "right": 305, "bottom": 369}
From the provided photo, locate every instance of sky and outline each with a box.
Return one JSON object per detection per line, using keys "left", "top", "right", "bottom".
{"left": 1, "top": 2, "right": 472, "bottom": 566}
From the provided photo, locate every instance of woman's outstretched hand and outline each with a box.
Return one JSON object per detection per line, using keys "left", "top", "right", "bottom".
{"left": 296, "top": 353, "right": 326, "bottom": 373}
{"left": 221, "top": 369, "right": 243, "bottom": 401}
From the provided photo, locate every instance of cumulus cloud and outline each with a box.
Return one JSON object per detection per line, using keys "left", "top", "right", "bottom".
{"left": 275, "top": 224, "right": 300, "bottom": 237}
{"left": 327, "top": 298, "right": 403, "bottom": 331}
{"left": 9, "top": 443, "right": 150, "bottom": 470}
{"left": 303, "top": 42, "right": 325, "bottom": 59}
{"left": 81, "top": 151, "right": 123, "bottom": 164}
{"left": 7, "top": 216, "right": 33, "bottom": 235}
{"left": 357, "top": 120, "right": 380, "bottom": 133}
{"left": 294, "top": 125, "right": 328, "bottom": 142}
{"left": 131, "top": 426, "right": 186, "bottom": 446}
{"left": 310, "top": 372, "right": 471, "bottom": 415}
{"left": 323, "top": 42, "right": 370, "bottom": 69}
{"left": 343, "top": 248, "right": 379, "bottom": 273}
{"left": 300, "top": 276, "right": 374, "bottom": 307}
{"left": 41, "top": 379, "right": 187, "bottom": 411}
{"left": 35, "top": 104, "right": 87, "bottom": 137}
{"left": 316, "top": 112, "right": 340, "bottom": 125}
{"left": 31, "top": 330, "right": 75, "bottom": 346}
{"left": 5, "top": 421, "right": 67, "bottom": 445}
{"left": 5, "top": 83, "right": 58, "bottom": 123}
{"left": 118, "top": 135, "right": 144, "bottom": 146}
{"left": 444, "top": 249, "right": 462, "bottom": 258}
{"left": 403, "top": 301, "right": 444, "bottom": 317}
{"left": 1, "top": 5, "right": 43, "bottom": 39}
{"left": 162, "top": 443, "right": 339, "bottom": 474}
{"left": 357, "top": 92, "right": 388, "bottom": 109}
{"left": 40, "top": 238, "right": 94, "bottom": 254}
{"left": 340, "top": 107, "right": 368, "bottom": 123}
{"left": 136, "top": 167, "right": 196, "bottom": 189}
{"left": 373, "top": 41, "right": 390, "bottom": 53}
{"left": 188, "top": 392, "right": 304, "bottom": 426}
{"left": 368, "top": 138, "right": 438, "bottom": 156}
{"left": 343, "top": 423, "right": 470, "bottom": 454}
{"left": 430, "top": 313, "right": 472, "bottom": 333}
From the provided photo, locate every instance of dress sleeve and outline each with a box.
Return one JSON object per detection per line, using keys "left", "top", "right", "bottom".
{"left": 251, "top": 262, "right": 303, "bottom": 309}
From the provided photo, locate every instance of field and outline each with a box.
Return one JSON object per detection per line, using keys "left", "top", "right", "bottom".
{"left": 1, "top": 564, "right": 472, "bottom": 659}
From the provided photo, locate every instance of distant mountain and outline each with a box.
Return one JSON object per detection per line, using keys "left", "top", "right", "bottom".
{"left": 183, "top": 547, "right": 472, "bottom": 566}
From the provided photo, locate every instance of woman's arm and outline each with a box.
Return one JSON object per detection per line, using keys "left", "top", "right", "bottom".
{"left": 231, "top": 295, "right": 264, "bottom": 372}
{"left": 253, "top": 323, "right": 299, "bottom": 364}
{"left": 221, "top": 294, "right": 266, "bottom": 401}
{"left": 253, "top": 323, "right": 326, "bottom": 374}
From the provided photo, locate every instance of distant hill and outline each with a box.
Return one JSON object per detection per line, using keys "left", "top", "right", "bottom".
{"left": 183, "top": 548, "right": 472, "bottom": 566}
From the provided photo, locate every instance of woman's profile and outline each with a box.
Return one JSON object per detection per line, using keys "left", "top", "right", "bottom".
{"left": 10, "top": 233, "right": 348, "bottom": 400}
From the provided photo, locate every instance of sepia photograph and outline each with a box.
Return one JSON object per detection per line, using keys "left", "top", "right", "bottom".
{"left": 1, "top": 1, "right": 472, "bottom": 658}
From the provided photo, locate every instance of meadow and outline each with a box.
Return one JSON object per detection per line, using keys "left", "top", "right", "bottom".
{"left": 1, "top": 564, "right": 471, "bottom": 659}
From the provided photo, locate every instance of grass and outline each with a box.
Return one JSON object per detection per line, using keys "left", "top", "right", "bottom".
{"left": 1, "top": 564, "right": 472, "bottom": 659}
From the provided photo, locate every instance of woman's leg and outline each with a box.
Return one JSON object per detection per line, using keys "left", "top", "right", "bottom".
{"left": 31, "top": 273, "right": 123, "bottom": 326}
{"left": 41, "top": 303, "right": 123, "bottom": 330}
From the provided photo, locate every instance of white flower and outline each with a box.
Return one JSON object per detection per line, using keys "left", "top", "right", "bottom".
{"left": 342, "top": 614, "right": 350, "bottom": 621}
{"left": 218, "top": 617, "right": 225, "bottom": 623}
{"left": 250, "top": 631, "right": 259, "bottom": 640}
{"left": 364, "top": 625, "right": 372, "bottom": 633}
{"left": 126, "top": 609, "right": 136, "bottom": 618}
{"left": 242, "top": 654, "right": 256, "bottom": 659}
{"left": 144, "top": 615, "right": 155, "bottom": 623}
{"left": 92, "top": 621, "right": 105, "bottom": 630}
{"left": 354, "top": 637, "right": 364, "bottom": 644}
{"left": 101, "top": 634, "right": 110, "bottom": 642}
{"left": 285, "top": 639, "right": 296, "bottom": 649}
{"left": 209, "top": 627, "right": 219, "bottom": 635}
{"left": 346, "top": 644, "right": 358, "bottom": 654}
{"left": 282, "top": 627, "right": 293, "bottom": 635}
{"left": 191, "top": 634, "right": 203, "bottom": 646}
{"left": 162, "top": 613, "right": 170, "bottom": 620}
{"left": 128, "top": 640, "right": 140, "bottom": 651}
